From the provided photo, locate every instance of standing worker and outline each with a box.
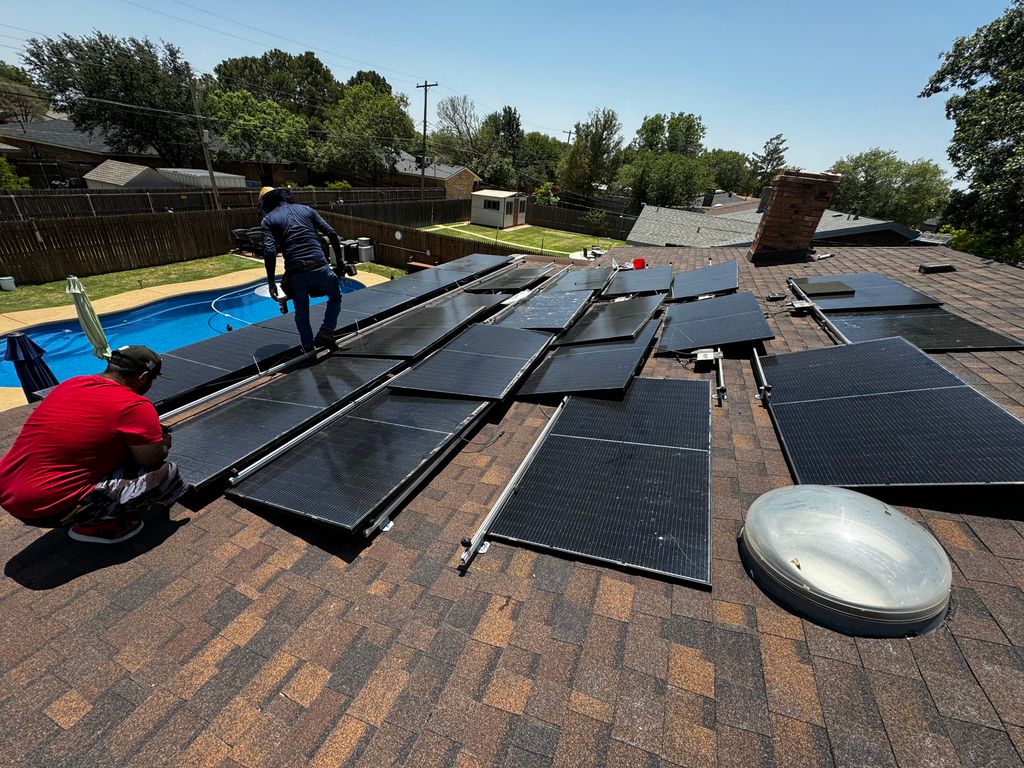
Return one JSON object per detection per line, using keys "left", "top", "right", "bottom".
{"left": 259, "top": 187, "right": 343, "bottom": 352}
{"left": 0, "top": 346, "right": 188, "bottom": 544}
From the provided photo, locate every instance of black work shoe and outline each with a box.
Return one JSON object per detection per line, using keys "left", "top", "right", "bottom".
{"left": 313, "top": 329, "right": 338, "bottom": 351}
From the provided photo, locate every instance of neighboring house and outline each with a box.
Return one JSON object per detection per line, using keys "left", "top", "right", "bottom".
{"left": 83, "top": 160, "right": 169, "bottom": 190}
{"left": 627, "top": 203, "right": 920, "bottom": 247}
{"left": 391, "top": 150, "right": 480, "bottom": 199}
{"left": 471, "top": 189, "right": 528, "bottom": 229}
{"left": 692, "top": 190, "right": 759, "bottom": 213}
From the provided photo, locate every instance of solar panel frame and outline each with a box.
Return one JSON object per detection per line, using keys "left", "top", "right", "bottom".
{"left": 657, "top": 291, "right": 774, "bottom": 352}
{"left": 827, "top": 308, "right": 1024, "bottom": 352}
{"left": 668, "top": 260, "right": 739, "bottom": 301}
{"left": 602, "top": 266, "right": 674, "bottom": 297}
{"left": 793, "top": 273, "right": 941, "bottom": 312}
{"left": 555, "top": 294, "right": 663, "bottom": 346}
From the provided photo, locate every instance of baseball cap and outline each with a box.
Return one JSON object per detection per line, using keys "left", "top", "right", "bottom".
{"left": 110, "top": 345, "right": 162, "bottom": 376}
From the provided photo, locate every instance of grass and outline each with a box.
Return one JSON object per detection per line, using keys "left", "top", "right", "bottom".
{"left": 356, "top": 262, "right": 406, "bottom": 280}
{"left": 420, "top": 222, "right": 629, "bottom": 255}
{"left": 1, "top": 254, "right": 260, "bottom": 313}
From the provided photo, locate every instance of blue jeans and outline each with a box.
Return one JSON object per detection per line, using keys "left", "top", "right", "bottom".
{"left": 288, "top": 266, "right": 341, "bottom": 349}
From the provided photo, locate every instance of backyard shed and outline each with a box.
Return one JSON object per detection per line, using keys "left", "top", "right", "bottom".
{"left": 157, "top": 168, "right": 248, "bottom": 189}
{"left": 470, "top": 189, "right": 528, "bottom": 229}
{"left": 83, "top": 160, "right": 168, "bottom": 190}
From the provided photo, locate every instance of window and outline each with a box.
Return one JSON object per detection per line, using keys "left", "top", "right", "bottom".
{"left": 483, "top": 199, "right": 500, "bottom": 210}
{"left": 505, "top": 201, "right": 513, "bottom": 215}
{"left": 519, "top": 198, "right": 527, "bottom": 213}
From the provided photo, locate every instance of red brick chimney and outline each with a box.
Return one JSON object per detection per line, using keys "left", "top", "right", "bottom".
{"left": 748, "top": 170, "right": 839, "bottom": 264}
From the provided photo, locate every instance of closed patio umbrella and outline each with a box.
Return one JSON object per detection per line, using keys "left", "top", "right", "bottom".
{"left": 66, "top": 275, "right": 110, "bottom": 360}
{"left": 4, "top": 332, "right": 58, "bottom": 403}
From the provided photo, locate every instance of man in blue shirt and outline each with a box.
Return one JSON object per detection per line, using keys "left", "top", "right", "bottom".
{"left": 260, "top": 187, "right": 343, "bottom": 351}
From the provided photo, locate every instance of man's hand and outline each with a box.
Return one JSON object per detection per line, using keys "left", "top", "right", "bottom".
{"left": 268, "top": 281, "right": 280, "bottom": 300}
{"left": 161, "top": 424, "right": 173, "bottom": 450}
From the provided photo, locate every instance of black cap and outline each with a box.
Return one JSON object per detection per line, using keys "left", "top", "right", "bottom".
{"left": 110, "top": 345, "right": 162, "bottom": 376}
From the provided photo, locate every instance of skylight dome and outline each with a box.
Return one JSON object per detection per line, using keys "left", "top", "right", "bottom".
{"left": 740, "top": 485, "right": 951, "bottom": 637}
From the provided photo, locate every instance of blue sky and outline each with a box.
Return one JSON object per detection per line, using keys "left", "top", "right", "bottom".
{"left": 0, "top": 1, "right": 1009, "bottom": 177}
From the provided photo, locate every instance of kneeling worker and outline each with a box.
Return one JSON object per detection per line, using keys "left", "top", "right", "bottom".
{"left": 259, "top": 187, "right": 343, "bottom": 352}
{"left": 0, "top": 346, "right": 188, "bottom": 543}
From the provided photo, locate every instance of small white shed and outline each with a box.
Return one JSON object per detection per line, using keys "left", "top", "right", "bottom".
{"left": 158, "top": 168, "right": 248, "bottom": 189}
{"left": 470, "top": 189, "right": 528, "bottom": 229}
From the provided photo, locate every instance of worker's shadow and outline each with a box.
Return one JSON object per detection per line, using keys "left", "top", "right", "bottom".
{"left": 4, "top": 510, "right": 190, "bottom": 590}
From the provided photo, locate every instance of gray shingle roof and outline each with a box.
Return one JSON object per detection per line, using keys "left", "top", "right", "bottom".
{"left": 392, "top": 149, "right": 478, "bottom": 181}
{"left": 0, "top": 119, "right": 159, "bottom": 156}
{"left": 82, "top": 159, "right": 161, "bottom": 186}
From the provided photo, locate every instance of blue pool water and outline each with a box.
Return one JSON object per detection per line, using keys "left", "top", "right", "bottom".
{"left": 1, "top": 278, "right": 363, "bottom": 387}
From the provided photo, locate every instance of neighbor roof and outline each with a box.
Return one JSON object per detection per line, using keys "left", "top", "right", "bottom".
{"left": 627, "top": 203, "right": 919, "bottom": 246}
{"left": 82, "top": 159, "right": 160, "bottom": 186}
{"left": 0, "top": 118, "right": 159, "bottom": 157}
{"left": 393, "top": 149, "right": 479, "bottom": 181}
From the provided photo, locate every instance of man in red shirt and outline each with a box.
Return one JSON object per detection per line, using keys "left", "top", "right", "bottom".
{"left": 0, "top": 346, "right": 188, "bottom": 543}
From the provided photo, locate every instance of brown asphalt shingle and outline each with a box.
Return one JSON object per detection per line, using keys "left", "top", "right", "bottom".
{"left": 1, "top": 245, "right": 1023, "bottom": 766}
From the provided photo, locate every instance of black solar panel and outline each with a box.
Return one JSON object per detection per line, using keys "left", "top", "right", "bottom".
{"left": 228, "top": 392, "right": 488, "bottom": 529}
{"left": 602, "top": 266, "right": 674, "bottom": 297}
{"left": 432, "top": 292, "right": 507, "bottom": 316}
{"left": 496, "top": 290, "right": 592, "bottom": 331}
{"left": 828, "top": 308, "right": 1024, "bottom": 352}
{"left": 148, "top": 356, "right": 234, "bottom": 407}
{"left": 669, "top": 261, "right": 739, "bottom": 301}
{"left": 435, "top": 253, "right": 511, "bottom": 273}
{"left": 555, "top": 294, "right": 663, "bottom": 346}
{"left": 799, "top": 280, "right": 854, "bottom": 297}
{"left": 489, "top": 378, "right": 712, "bottom": 585}
{"left": 256, "top": 302, "right": 328, "bottom": 335}
{"left": 763, "top": 337, "right": 1024, "bottom": 487}
{"left": 517, "top": 319, "right": 659, "bottom": 397}
{"left": 794, "top": 273, "right": 941, "bottom": 311}
{"left": 337, "top": 304, "right": 485, "bottom": 358}
{"left": 546, "top": 268, "right": 613, "bottom": 292}
{"left": 466, "top": 267, "right": 551, "bottom": 292}
{"left": 657, "top": 291, "right": 773, "bottom": 353}
{"left": 366, "top": 269, "right": 466, "bottom": 298}
{"left": 171, "top": 356, "right": 400, "bottom": 489}
{"left": 389, "top": 324, "right": 551, "bottom": 399}
{"left": 166, "top": 324, "right": 296, "bottom": 372}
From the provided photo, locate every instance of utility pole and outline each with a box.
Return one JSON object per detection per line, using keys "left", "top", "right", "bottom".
{"left": 187, "top": 66, "right": 221, "bottom": 210}
{"left": 563, "top": 129, "right": 574, "bottom": 144}
{"left": 416, "top": 80, "right": 438, "bottom": 194}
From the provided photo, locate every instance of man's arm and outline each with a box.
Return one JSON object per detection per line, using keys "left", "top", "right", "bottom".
{"left": 130, "top": 437, "right": 169, "bottom": 469}
{"left": 310, "top": 208, "right": 343, "bottom": 264}
{"left": 261, "top": 220, "right": 280, "bottom": 298}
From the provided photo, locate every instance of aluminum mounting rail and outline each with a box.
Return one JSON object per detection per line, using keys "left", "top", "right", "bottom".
{"left": 786, "top": 277, "right": 852, "bottom": 346}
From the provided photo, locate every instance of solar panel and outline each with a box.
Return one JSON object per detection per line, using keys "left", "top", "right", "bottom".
{"left": 657, "top": 291, "right": 773, "bottom": 353}
{"left": 555, "top": 294, "right": 663, "bottom": 346}
{"left": 517, "top": 319, "right": 660, "bottom": 397}
{"left": 434, "top": 253, "right": 511, "bottom": 273}
{"left": 762, "top": 337, "right": 1024, "bottom": 487}
{"left": 496, "top": 290, "right": 592, "bottom": 331}
{"left": 337, "top": 304, "right": 486, "bottom": 358}
{"left": 366, "top": 269, "right": 467, "bottom": 298}
{"left": 432, "top": 291, "right": 508, "bottom": 316}
{"left": 227, "top": 392, "right": 488, "bottom": 529}
{"left": 165, "top": 324, "right": 296, "bottom": 373}
{"left": 389, "top": 324, "right": 551, "bottom": 399}
{"left": 148, "top": 356, "right": 234, "bottom": 407}
{"left": 602, "top": 266, "right": 674, "bottom": 297}
{"left": 170, "top": 356, "right": 400, "bottom": 489}
{"left": 799, "top": 280, "right": 854, "bottom": 297}
{"left": 669, "top": 260, "right": 739, "bottom": 301}
{"left": 828, "top": 308, "right": 1024, "bottom": 352}
{"left": 488, "top": 378, "right": 712, "bottom": 585}
{"left": 546, "top": 268, "right": 613, "bottom": 292}
{"left": 793, "top": 273, "right": 941, "bottom": 311}
{"left": 466, "top": 267, "right": 551, "bottom": 292}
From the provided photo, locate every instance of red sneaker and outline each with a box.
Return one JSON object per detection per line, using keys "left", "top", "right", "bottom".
{"left": 68, "top": 519, "right": 144, "bottom": 544}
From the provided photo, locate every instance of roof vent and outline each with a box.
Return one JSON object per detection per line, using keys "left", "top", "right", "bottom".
{"left": 740, "top": 486, "right": 951, "bottom": 637}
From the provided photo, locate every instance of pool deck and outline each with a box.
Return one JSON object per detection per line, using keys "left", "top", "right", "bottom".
{"left": 0, "top": 265, "right": 388, "bottom": 412}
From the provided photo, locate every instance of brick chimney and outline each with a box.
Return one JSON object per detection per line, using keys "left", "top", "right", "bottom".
{"left": 748, "top": 170, "right": 839, "bottom": 264}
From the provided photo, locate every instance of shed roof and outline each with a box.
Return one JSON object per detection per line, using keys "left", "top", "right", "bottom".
{"left": 82, "top": 159, "right": 161, "bottom": 186}
{"left": 473, "top": 189, "right": 521, "bottom": 199}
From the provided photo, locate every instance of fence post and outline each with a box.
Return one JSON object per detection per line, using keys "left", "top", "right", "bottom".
{"left": 146, "top": 192, "right": 155, "bottom": 213}
{"left": 10, "top": 195, "right": 23, "bottom": 221}
{"left": 86, "top": 194, "right": 96, "bottom": 217}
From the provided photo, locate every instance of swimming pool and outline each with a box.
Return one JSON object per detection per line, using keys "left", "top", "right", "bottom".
{"left": 1, "top": 279, "right": 363, "bottom": 387}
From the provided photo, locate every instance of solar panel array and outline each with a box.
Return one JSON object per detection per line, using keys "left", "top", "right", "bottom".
{"left": 829, "top": 308, "right": 1024, "bottom": 352}
{"left": 466, "top": 267, "right": 551, "bottom": 292}
{"left": 602, "top": 266, "right": 674, "bottom": 298}
{"left": 172, "top": 356, "right": 401, "bottom": 489}
{"left": 488, "top": 378, "right": 712, "bottom": 585}
{"left": 496, "top": 290, "right": 592, "bottom": 332}
{"left": 762, "top": 337, "right": 1024, "bottom": 487}
{"left": 556, "top": 294, "right": 663, "bottom": 346}
{"left": 793, "top": 273, "right": 941, "bottom": 312}
{"left": 389, "top": 324, "right": 552, "bottom": 399}
{"left": 227, "top": 391, "right": 488, "bottom": 530}
{"left": 518, "top": 319, "right": 660, "bottom": 398}
{"left": 657, "top": 291, "right": 774, "bottom": 353}
{"left": 337, "top": 303, "right": 488, "bottom": 359}
{"left": 669, "top": 260, "right": 739, "bottom": 301}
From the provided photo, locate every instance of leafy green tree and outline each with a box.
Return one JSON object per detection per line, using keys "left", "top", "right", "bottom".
{"left": 751, "top": 133, "right": 788, "bottom": 189}
{"left": 0, "top": 155, "right": 30, "bottom": 189}
{"left": 482, "top": 154, "right": 516, "bottom": 188}
{"left": 828, "top": 148, "right": 951, "bottom": 227}
{"left": 346, "top": 70, "right": 391, "bottom": 94}
{"left": 920, "top": 1, "right": 1024, "bottom": 257}
{"left": 534, "top": 181, "right": 560, "bottom": 206}
{"left": 634, "top": 112, "right": 705, "bottom": 156}
{"left": 520, "top": 132, "right": 565, "bottom": 184}
{"left": 580, "top": 209, "right": 607, "bottom": 234}
{"left": 430, "top": 94, "right": 481, "bottom": 168}
{"left": 214, "top": 50, "right": 343, "bottom": 130}
{"left": 558, "top": 107, "right": 623, "bottom": 194}
{"left": 313, "top": 82, "right": 416, "bottom": 181}
{"left": 0, "top": 61, "right": 47, "bottom": 125}
{"left": 23, "top": 33, "right": 200, "bottom": 166}
{"left": 206, "top": 89, "right": 309, "bottom": 184}
{"left": 704, "top": 149, "right": 755, "bottom": 194}
{"left": 618, "top": 150, "right": 714, "bottom": 211}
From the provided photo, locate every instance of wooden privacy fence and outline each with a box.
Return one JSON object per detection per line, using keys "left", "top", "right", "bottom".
{"left": 320, "top": 212, "right": 544, "bottom": 269}
{"left": 526, "top": 202, "right": 637, "bottom": 240}
{"left": 327, "top": 198, "right": 470, "bottom": 228}
{"left": 0, "top": 208, "right": 258, "bottom": 284}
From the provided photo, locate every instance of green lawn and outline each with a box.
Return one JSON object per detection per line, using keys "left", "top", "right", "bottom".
{"left": 356, "top": 262, "right": 406, "bottom": 280}
{"left": 1, "top": 254, "right": 259, "bottom": 313}
{"left": 421, "top": 222, "right": 629, "bottom": 255}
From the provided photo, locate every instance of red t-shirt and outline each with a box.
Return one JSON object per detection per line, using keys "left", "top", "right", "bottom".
{"left": 0, "top": 375, "right": 163, "bottom": 519}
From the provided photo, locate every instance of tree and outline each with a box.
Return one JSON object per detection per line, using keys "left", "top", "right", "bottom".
{"left": 558, "top": 107, "right": 623, "bottom": 194}
{"left": 24, "top": 33, "right": 200, "bottom": 166}
{"left": 704, "top": 149, "right": 755, "bottom": 194}
{"left": 313, "top": 82, "right": 416, "bottom": 181}
{"left": 619, "top": 150, "right": 714, "bottom": 210}
{"left": 520, "top": 132, "right": 565, "bottom": 185}
{"left": 214, "top": 50, "right": 343, "bottom": 130}
{"left": 206, "top": 89, "right": 308, "bottom": 184}
{"left": 534, "top": 181, "right": 560, "bottom": 206}
{"left": 430, "top": 94, "right": 481, "bottom": 167}
{"left": 0, "top": 155, "right": 29, "bottom": 189}
{"left": 634, "top": 112, "right": 705, "bottom": 156}
{"left": 0, "top": 61, "right": 47, "bottom": 125}
{"left": 828, "top": 148, "right": 950, "bottom": 227}
{"left": 346, "top": 70, "right": 391, "bottom": 94}
{"left": 920, "top": 1, "right": 1024, "bottom": 257}
{"left": 751, "top": 133, "right": 788, "bottom": 189}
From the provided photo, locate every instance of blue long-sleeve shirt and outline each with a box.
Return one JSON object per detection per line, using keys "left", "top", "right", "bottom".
{"left": 261, "top": 203, "right": 340, "bottom": 273}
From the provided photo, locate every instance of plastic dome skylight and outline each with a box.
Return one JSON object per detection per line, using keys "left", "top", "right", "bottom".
{"left": 740, "top": 485, "right": 951, "bottom": 637}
